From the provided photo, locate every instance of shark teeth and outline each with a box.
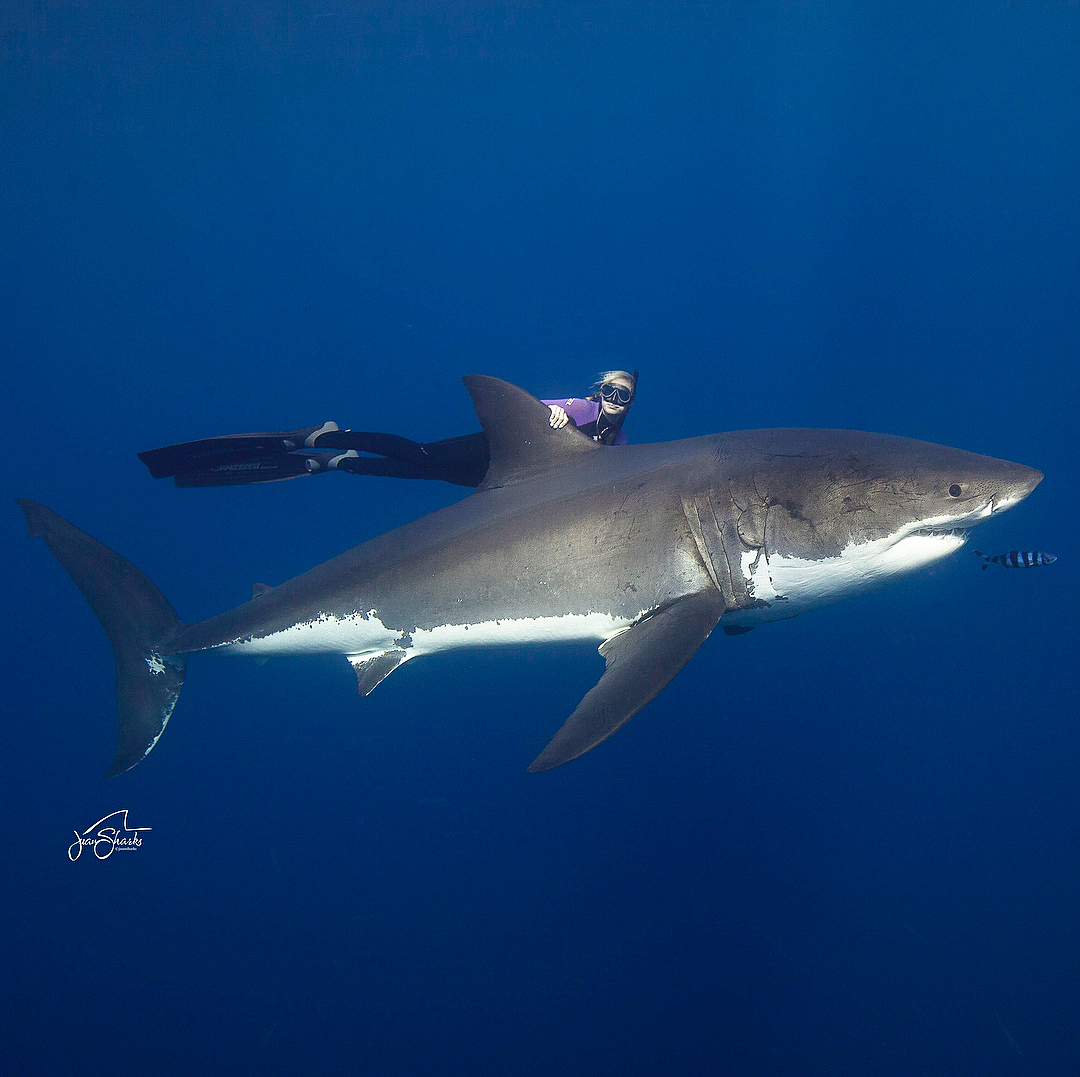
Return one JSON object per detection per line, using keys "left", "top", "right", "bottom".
{"left": 910, "top": 526, "right": 970, "bottom": 539}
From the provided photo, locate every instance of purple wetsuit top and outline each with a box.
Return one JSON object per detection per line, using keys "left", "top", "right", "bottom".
{"left": 541, "top": 398, "right": 629, "bottom": 445}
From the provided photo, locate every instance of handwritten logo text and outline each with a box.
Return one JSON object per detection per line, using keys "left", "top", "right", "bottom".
{"left": 68, "top": 810, "right": 151, "bottom": 861}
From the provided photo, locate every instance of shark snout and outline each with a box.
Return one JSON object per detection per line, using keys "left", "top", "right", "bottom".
{"left": 992, "top": 464, "right": 1043, "bottom": 514}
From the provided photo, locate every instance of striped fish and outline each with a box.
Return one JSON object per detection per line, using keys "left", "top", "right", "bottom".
{"left": 974, "top": 549, "right": 1057, "bottom": 570}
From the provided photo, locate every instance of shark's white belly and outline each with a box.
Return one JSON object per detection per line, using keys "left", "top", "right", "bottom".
{"left": 214, "top": 607, "right": 643, "bottom": 661}
{"left": 404, "top": 610, "right": 641, "bottom": 657}
{"left": 725, "top": 526, "right": 970, "bottom": 627}
{"left": 213, "top": 610, "right": 401, "bottom": 657}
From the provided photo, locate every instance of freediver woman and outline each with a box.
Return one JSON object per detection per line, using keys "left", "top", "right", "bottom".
{"left": 139, "top": 370, "right": 638, "bottom": 489}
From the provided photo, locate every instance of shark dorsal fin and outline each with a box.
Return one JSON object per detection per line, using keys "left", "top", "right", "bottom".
{"left": 462, "top": 375, "right": 599, "bottom": 490}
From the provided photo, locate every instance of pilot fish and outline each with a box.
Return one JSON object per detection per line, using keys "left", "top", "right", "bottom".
{"left": 974, "top": 549, "right": 1056, "bottom": 570}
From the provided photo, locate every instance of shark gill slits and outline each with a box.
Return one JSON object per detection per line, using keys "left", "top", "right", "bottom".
{"left": 949, "top": 484, "right": 962, "bottom": 497}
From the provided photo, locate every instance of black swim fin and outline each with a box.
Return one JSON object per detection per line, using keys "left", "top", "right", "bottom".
{"left": 172, "top": 452, "right": 339, "bottom": 487}
{"left": 138, "top": 424, "right": 336, "bottom": 479}
{"left": 306, "top": 430, "right": 429, "bottom": 459}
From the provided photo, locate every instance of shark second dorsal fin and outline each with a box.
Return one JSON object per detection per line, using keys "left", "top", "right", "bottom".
{"left": 462, "top": 375, "right": 598, "bottom": 491}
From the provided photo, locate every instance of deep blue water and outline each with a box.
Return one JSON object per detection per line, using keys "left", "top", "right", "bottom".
{"left": 2, "top": 2, "right": 1078, "bottom": 1074}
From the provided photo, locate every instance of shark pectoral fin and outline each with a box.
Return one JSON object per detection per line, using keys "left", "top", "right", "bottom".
{"left": 463, "top": 375, "right": 598, "bottom": 491}
{"left": 347, "top": 649, "right": 408, "bottom": 696}
{"left": 527, "top": 590, "right": 725, "bottom": 772}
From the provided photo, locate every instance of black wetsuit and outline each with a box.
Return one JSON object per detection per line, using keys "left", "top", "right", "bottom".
{"left": 322, "top": 431, "right": 491, "bottom": 488}
{"left": 139, "top": 399, "right": 627, "bottom": 489}
{"left": 321, "top": 406, "right": 627, "bottom": 487}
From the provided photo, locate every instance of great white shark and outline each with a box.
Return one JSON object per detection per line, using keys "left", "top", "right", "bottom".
{"left": 19, "top": 376, "right": 1042, "bottom": 777}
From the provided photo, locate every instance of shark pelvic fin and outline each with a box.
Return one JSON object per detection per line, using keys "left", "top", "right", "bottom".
{"left": 527, "top": 590, "right": 725, "bottom": 772}
{"left": 17, "top": 499, "right": 187, "bottom": 777}
{"left": 463, "top": 375, "right": 598, "bottom": 491}
{"left": 348, "top": 649, "right": 409, "bottom": 696}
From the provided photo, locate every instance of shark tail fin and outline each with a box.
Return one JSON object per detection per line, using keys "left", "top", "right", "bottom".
{"left": 17, "top": 499, "right": 187, "bottom": 777}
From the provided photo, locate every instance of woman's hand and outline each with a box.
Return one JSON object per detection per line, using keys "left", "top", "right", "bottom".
{"left": 548, "top": 405, "right": 569, "bottom": 429}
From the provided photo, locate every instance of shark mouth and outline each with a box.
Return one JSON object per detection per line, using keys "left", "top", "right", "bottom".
{"left": 910, "top": 526, "right": 970, "bottom": 540}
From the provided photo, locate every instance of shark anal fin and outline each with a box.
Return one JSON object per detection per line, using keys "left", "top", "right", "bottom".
{"left": 462, "top": 375, "right": 598, "bottom": 491}
{"left": 527, "top": 590, "right": 725, "bottom": 772}
{"left": 348, "top": 649, "right": 408, "bottom": 696}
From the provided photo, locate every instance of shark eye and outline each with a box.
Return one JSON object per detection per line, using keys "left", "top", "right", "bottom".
{"left": 949, "top": 484, "right": 962, "bottom": 497}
